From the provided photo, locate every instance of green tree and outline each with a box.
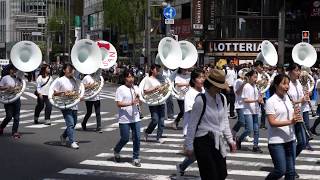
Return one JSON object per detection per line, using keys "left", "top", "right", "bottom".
{"left": 103, "top": 0, "right": 146, "bottom": 63}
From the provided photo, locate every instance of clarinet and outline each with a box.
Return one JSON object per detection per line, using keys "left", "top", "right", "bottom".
{"left": 287, "top": 93, "right": 313, "bottom": 141}
{"left": 304, "top": 88, "right": 316, "bottom": 117}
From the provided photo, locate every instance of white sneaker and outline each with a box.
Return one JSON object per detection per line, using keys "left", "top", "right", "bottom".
{"left": 157, "top": 138, "right": 165, "bottom": 144}
{"left": 70, "top": 142, "right": 79, "bottom": 149}
{"left": 132, "top": 159, "right": 141, "bottom": 167}
{"left": 44, "top": 119, "right": 51, "bottom": 125}
{"left": 60, "top": 135, "right": 67, "bottom": 146}
{"left": 244, "top": 136, "right": 254, "bottom": 142}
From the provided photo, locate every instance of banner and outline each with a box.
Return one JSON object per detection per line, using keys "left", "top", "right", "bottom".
{"left": 192, "top": 0, "right": 203, "bottom": 36}
{"left": 204, "top": 0, "right": 216, "bottom": 31}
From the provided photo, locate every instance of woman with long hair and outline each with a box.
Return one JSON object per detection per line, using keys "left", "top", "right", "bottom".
{"left": 265, "top": 73, "right": 298, "bottom": 179}
{"left": 34, "top": 64, "right": 53, "bottom": 125}
{"left": 113, "top": 69, "right": 141, "bottom": 167}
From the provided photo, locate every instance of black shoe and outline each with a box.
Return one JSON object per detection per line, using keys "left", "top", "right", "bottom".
{"left": 236, "top": 139, "right": 241, "bottom": 150}
{"left": 260, "top": 125, "right": 267, "bottom": 130}
{"left": 252, "top": 146, "right": 263, "bottom": 153}
{"left": 34, "top": 119, "right": 39, "bottom": 124}
{"left": 306, "top": 144, "right": 314, "bottom": 151}
{"left": 81, "top": 123, "right": 86, "bottom": 131}
{"left": 114, "top": 151, "right": 120, "bottom": 162}
{"left": 96, "top": 128, "right": 103, "bottom": 133}
{"left": 310, "top": 128, "right": 320, "bottom": 136}
{"left": 295, "top": 171, "right": 300, "bottom": 178}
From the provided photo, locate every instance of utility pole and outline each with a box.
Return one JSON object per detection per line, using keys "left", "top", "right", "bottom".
{"left": 146, "top": 0, "right": 151, "bottom": 67}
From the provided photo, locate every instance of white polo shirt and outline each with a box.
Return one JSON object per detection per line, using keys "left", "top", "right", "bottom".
{"left": 234, "top": 78, "right": 244, "bottom": 109}
{"left": 115, "top": 85, "right": 140, "bottom": 124}
{"left": 242, "top": 83, "right": 260, "bottom": 115}
{"left": 265, "top": 94, "right": 296, "bottom": 144}
{"left": 0, "top": 75, "right": 20, "bottom": 88}
{"left": 287, "top": 80, "right": 310, "bottom": 112}
{"left": 225, "top": 68, "right": 237, "bottom": 87}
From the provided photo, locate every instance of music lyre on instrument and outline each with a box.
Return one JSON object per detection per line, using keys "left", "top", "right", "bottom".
{"left": 0, "top": 41, "right": 42, "bottom": 104}
{"left": 48, "top": 39, "right": 102, "bottom": 109}
{"left": 292, "top": 42, "right": 317, "bottom": 117}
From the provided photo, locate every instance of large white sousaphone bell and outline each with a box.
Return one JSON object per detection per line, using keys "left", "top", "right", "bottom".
{"left": 256, "top": 40, "right": 278, "bottom": 66}
{"left": 292, "top": 42, "right": 317, "bottom": 93}
{"left": 158, "top": 37, "right": 182, "bottom": 70}
{"left": 0, "top": 41, "right": 42, "bottom": 104}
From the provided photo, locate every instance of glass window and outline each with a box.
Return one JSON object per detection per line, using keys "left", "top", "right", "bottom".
{"left": 216, "top": 18, "right": 237, "bottom": 39}
{"left": 237, "top": 0, "right": 261, "bottom": 16}
{"left": 262, "top": 19, "right": 278, "bottom": 39}
{"left": 238, "top": 18, "right": 261, "bottom": 38}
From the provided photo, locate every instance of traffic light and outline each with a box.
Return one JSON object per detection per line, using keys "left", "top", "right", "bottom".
{"left": 302, "top": 31, "right": 310, "bottom": 43}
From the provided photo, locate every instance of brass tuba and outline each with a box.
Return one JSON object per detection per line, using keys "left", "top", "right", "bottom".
{"left": 0, "top": 41, "right": 41, "bottom": 104}
{"left": 48, "top": 39, "right": 101, "bottom": 109}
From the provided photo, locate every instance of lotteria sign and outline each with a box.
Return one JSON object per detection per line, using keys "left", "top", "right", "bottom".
{"left": 208, "top": 41, "right": 262, "bottom": 52}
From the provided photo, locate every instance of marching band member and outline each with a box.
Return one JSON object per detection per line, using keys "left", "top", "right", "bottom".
{"left": 287, "top": 63, "right": 311, "bottom": 178}
{"left": 113, "top": 69, "right": 141, "bottom": 167}
{"left": 143, "top": 64, "right": 166, "bottom": 143}
{"left": 34, "top": 64, "right": 53, "bottom": 125}
{"left": 254, "top": 60, "right": 267, "bottom": 129}
{"left": 0, "top": 64, "right": 22, "bottom": 138}
{"left": 162, "top": 66, "right": 175, "bottom": 120}
{"left": 185, "top": 69, "right": 236, "bottom": 180}
{"left": 236, "top": 70, "right": 264, "bottom": 153}
{"left": 231, "top": 70, "right": 247, "bottom": 139}
{"left": 310, "top": 77, "right": 320, "bottom": 135}
{"left": 265, "top": 74, "right": 298, "bottom": 180}
{"left": 52, "top": 63, "right": 79, "bottom": 149}
{"left": 176, "top": 68, "right": 205, "bottom": 176}
{"left": 170, "top": 68, "right": 190, "bottom": 130}
{"left": 81, "top": 73, "right": 102, "bottom": 133}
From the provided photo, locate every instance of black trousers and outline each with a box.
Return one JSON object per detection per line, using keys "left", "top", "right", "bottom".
{"left": 82, "top": 100, "right": 101, "bottom": 128}
{"left": 34, "top": 95, "right": 52, "bottom": 120}
{"left": 174, "top": 99, "right": 184, "bottom": 125}
{"left": 224, "top": 87, "right": 235, "bottom": 117}
{"left": 1, "top": 99, "right": 21, "bottom": 134}
{"left": 194, "top": 133, "right": 228, "bottom": 180}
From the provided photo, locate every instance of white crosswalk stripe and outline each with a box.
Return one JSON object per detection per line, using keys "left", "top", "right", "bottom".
{"left": 56, "top": 127, "right": 320, "bottom": 180}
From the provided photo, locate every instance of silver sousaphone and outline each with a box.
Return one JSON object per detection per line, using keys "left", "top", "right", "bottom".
{"left": 255, "top": 40, "right": 278, "bottom": 94}
{"left": 139, "top": 37, "right": 181, "bottom": 106}
{"left": 171, "top": 40, "right": 198, "bottom": 100}
{"left": 0, "top": 41, "right": 42, "bottom": 104}
{"left": 48, "top": 39, "right": 101, "bottom": 109}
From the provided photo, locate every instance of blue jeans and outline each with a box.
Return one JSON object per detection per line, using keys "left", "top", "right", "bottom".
{"left": 232, "top": 109, "right": 245, "bottom": 133}
{"left": 260, "top": 98, "right": 266, "bottom": 127}
{"left": 61, "top": 109, "right": 77, "bottom": 143}
{"left": 179, "top": 156, "right": 196, "bottom": 171}
{"left": 145, "top": 104, "right": 165, "bottom": 140}
{"left": 114, "top": 121, "right": 141, "bottom": 159}
{"left": 295, "top": 122, "right": 307, "bottom": 157}
{"left": 302, "top": 111, "right": 310, "bottom": 130}
{"left": 166, "top": 95, "right": 174, "bottom": 118}
{"left": 0, "top": 99, "right": 21, "bottom": 134}
{"left": 239, "top": 114, "right": 259, "bottom": 146}
{"left": 266, "top": 140, "right": 296, "bottom": 180}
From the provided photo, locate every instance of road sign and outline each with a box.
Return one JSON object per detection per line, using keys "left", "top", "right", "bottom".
{"left": 163, "top": 6, "right": 176, "bottom": 19}
{"left": 165, "top": 19, "right": 174, "bottom": 24}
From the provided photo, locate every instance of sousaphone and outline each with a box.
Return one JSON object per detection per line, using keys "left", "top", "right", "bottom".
{"left": 48, "top": 39, "right": 101, "bottom": 109}
{"left": 255, "top": 40, "right": 278, "bottom": 94}
{"left": 0, "top": 41, "right": 41, "bottom": 104}
{"left": 171, "top": 40, "right": 198, "bottom": 100}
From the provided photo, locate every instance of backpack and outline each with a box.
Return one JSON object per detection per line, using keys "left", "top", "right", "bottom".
{"left": 195, "top": 93, "right": 226, "bottom": 132}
